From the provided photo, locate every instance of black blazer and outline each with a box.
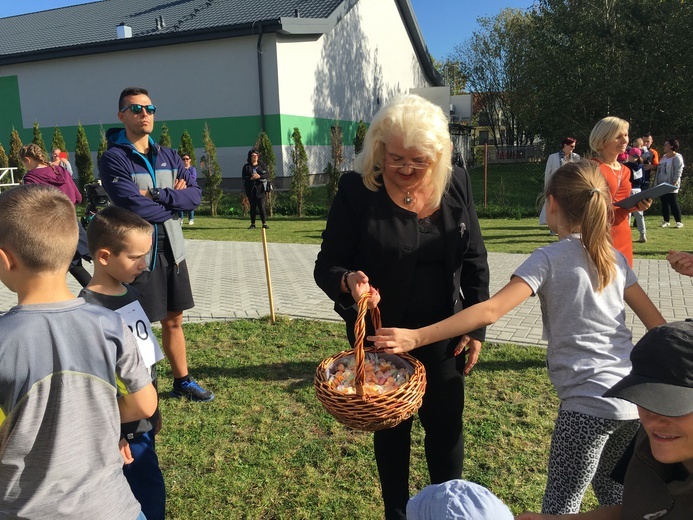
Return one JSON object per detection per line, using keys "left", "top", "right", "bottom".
{"left": 314, "top": 167, "right": 490, "bottom": 344}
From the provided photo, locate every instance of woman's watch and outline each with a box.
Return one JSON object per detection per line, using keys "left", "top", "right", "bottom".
{"left": 342, "top": 270, "right": 355, "bottom": 292}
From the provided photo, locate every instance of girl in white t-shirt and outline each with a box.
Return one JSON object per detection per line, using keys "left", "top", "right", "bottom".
{"left": 370, "top": 160, "right": 665, "bottom": 515}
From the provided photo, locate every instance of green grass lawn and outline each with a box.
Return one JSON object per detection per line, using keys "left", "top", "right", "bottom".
{"left": 182, "top": 214, "right": 692, "bottom": 259}
{"left": 156, "top": 319, "right": 587, "bottom": 519}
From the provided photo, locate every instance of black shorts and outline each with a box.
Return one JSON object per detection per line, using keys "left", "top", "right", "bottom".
{"left": 131, "top": 249, "right": 195, "bottom": 323}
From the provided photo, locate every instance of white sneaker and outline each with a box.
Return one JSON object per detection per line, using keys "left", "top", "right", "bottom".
{"left": 676, "top": 222, "right": 684, "bottom": 228}
{"left": 661, "top": 222, "right": 671, "bottom": 227}
{"left": 189, "top": 220, "right": 195, "bottom": 225}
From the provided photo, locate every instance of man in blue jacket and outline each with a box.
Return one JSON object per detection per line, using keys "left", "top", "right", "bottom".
{"left": 99, "top": 87, "right": 214, "bottom": 402}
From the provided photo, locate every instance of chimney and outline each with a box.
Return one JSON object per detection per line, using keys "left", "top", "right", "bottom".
{"left": 160, "top": 15, "right": 166, "bottom": 28}
{"left": 116, "top": 23, "right": 132, "bottom": 39}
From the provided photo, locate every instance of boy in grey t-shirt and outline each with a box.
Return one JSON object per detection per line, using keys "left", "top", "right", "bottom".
{"left": 0, "top": 185, "right": 157, "bottom": 519}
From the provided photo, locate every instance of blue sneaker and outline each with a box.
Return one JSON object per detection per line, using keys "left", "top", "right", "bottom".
{"left": 171, "top": 378, "right": 215, "bottom": 402}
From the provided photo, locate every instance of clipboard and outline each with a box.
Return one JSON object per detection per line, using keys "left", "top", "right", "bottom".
{"left": 614, "top": 183, "right": 676, "bottom": 208}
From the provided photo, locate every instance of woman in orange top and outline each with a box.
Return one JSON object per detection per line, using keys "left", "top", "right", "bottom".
{"left": 589, "top": 117, "right": 652, "bottom": 266}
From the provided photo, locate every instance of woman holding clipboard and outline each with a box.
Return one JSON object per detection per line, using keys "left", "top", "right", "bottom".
{"left": 589, "top": 117, "right": 652, "bottom": 266}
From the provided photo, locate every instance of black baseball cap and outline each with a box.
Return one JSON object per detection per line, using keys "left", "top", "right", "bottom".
{"left": 605, "top": 321, "right": 693, "bottom": 417}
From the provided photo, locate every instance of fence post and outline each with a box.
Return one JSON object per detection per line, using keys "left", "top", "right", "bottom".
{"left": 483, "top": 144, "right": 488, "bottom": 208}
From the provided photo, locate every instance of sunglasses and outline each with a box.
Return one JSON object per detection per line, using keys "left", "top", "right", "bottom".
{"left": 183, "top": 157, "right": 191, "bottom": 161}
{"left": 120, "top": 104, "right": 157, "bottom": 115}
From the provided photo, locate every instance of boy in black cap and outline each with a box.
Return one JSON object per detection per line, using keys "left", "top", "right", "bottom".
{"left": 518, "top": 321, "right": 693, "bottom": 519}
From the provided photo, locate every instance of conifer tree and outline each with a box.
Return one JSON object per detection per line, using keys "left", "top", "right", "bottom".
{"left": 0, "top": 142, "right": 8, "bottom": 169}
{"left": 8, "top": 127, "right": 25, "bottom": 179}
{"left": 96, "top": 125, "right": 108, "bottom": 174}
{"left": 32, "top": 122, "right": 47, "bottom": 157}
{"left": 52, "top": 126, "right": 67, "bottom": 153}
{"left": 290, "top": 127, "right": 309, "bottom": 217}
{"left": 178, "top": 130, "right": 196, "bottom": 164}
{"left": 75, "top": 123, "right": 93, "bottom": 192}
{"left": 353, "top": 120, "right": 367, "bottom": 156}
{"left": 326, "top": 125, "right": 343, "bottom": 208}
{"left": 159, "top": 123, "right": 172, "bottom": 148}
{"left": 256, "top": 131, "right": 276, "bottom": 216}
{"left": 202, "top": 123, "right": 222, "bottom": 216}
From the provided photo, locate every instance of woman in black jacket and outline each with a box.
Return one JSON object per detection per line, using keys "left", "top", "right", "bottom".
{"left": 241, "top": 148, "right": 269, "bottom": 229}
{"left": 314, "top": 94, "right": 490, "bottom": 519}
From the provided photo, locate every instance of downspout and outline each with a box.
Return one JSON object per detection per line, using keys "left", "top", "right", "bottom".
{"left": 256, "top": 23, "right": 265, "bottom": 131}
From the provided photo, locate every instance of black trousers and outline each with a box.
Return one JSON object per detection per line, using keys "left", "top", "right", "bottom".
{"left": 373, "top": 337, "right": 465, "bottom": 519}
{"left": 660, "top": 192, "right": 682, "bottom": 223}
{"left": 246, "top": 187, "right": 267, "bottom": 225}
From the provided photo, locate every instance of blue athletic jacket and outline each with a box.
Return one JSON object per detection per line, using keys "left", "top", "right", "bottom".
{"left": 99, "top": 128, "right": 201, "bottom": 266}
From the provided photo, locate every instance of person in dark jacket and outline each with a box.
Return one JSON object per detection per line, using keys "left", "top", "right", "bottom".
{"left": 99, "top": 87, "right": 213, "bottom": 402}
{"left": 314, "top": 94, "right": 490, "bottom": 520}
{"left": 241, "top": 148, "right": 269, "bottom": 229}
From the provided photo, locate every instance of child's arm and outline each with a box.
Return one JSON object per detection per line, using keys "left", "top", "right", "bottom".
{"left": 369, "top": 276, "right": 533, "bottom": 354}
{"left": 624, "top": 282, "right": 666, "bottom": 330}
{"left": 118, "top": 382, "right": 158, "bottom": 423}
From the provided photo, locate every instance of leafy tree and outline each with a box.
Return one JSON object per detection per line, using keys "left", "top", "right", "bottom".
{"left": 96, "top": 125, "right": 108, "bottom": 173}
{"left": 326, "top": 125, "right": 343, "bottom": 208}
{"left": 452, "top": 8, "right": 535, "bottom": 147}
{"left": 256, "top": 131, "right": 276, "bottom": 216}
{"left": 432, "top": 56, "right": 467, "bottom": 95}
{"left": 178, "top": 130, "right": 196, "bottom": 164}
{"left": 202, "top": 123, "right": 222, "bottom": 216}
{"left": 75, "top": 123, "right": 93, "bottom": 192}
{"left": 32, "top": 122, "right": 47, "bottom": 157}
{"left": 159, "top": 123, "right": 172, "bottom": 148}
{"left": 512, "top": 0, "right": 693, "bottom": 147}
{"left": 290, "top": 127, "right": 309, "bottom": 217}
{"left": 8, "top": 127, "right": 25, "bottom": 179}
{"left": 52, "top": 127, "right": 67, "bottom": 153}
{"left": 353, "top": 120, "right": 367, "bottom": 156}
{"left": 0, "top": 142, "right": 8, "bottom": 169}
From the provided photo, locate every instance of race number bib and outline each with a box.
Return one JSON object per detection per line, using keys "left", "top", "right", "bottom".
{"left": 116, "top": 301, "right": 164, "bottom": 367}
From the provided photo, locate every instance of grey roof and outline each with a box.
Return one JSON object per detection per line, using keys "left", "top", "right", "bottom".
{"left": 0, "top": 0, "right": 442, "bottom": 84}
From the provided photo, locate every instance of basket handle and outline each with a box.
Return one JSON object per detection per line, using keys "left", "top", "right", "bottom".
{"left": 354, "top": 292, "right": 381, "bottom": 398}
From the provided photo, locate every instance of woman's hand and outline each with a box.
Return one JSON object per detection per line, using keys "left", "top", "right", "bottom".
{"left": 455, "top": 336, "right": 482, "bottom": 375}
{"left": 634, "top": 197, "right": 652, "bottom": 212}
{"left": 667, "top": 250, "right": 693, "bottom": 277}
{"left": 368, "top": 327, "right": 421, "bottom": 353}
{"left": 345, "top": 270, "right": 380, "bottom": 308}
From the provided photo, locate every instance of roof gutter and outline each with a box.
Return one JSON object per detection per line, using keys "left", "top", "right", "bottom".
{"left": 255, "top": 22, "right": 265, "bottom": 131}
{"left": 394, "top": 0, "right": 443, "bottom": 86}
{"left": 0, "top": 21, "right": 284, "bottom": 66}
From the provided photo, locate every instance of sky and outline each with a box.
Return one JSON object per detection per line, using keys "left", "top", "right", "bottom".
{"left": 1, "top": 0, "right": 536, "bottom": 60}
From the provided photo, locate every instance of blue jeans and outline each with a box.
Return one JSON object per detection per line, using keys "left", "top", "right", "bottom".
{"left": 178, "top": 210, "right": 195, "bottom": 221}
{"left": 123, "top": 430, "right": 166, "bottom": 520}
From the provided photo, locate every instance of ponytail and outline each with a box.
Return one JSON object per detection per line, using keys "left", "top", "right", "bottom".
{"left": 546, "top": 160, "right": 616, "bottom": 291}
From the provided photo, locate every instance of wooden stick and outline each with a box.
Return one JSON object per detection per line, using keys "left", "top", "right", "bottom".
{"left": 261, "top": 227, "right": 276, "bottom": 324}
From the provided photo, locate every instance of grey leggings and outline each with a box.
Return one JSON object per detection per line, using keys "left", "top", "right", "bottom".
{"left": 541, "top": 409, "right": 640, "bottom": 514}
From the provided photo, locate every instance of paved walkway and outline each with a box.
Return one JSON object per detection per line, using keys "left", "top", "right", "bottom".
{"left": 2, "top": 240, "right": 692, "bottom": 346}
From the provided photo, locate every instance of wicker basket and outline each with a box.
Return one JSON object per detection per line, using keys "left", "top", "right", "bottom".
{"left": 314, "top": 292, "right": 426, "bottom": 431}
